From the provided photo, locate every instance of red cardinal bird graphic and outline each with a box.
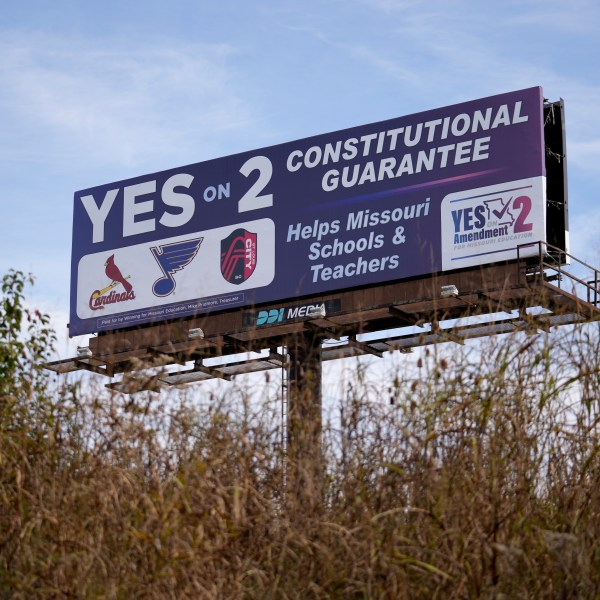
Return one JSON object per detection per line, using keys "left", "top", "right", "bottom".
{"left": 104, "top": 255, "right": 133, "bottom": 293}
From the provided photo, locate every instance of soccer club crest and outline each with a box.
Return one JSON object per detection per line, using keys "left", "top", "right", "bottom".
{"left": 220, "top": 228, "right": 257, "bottom": 285}
{"left": 150, "top": 237, "right": 203, "bottom": 297}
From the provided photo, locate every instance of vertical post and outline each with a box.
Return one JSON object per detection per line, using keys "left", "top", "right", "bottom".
{"left": 286, "top": 329, "right": 324, "bottom": 512}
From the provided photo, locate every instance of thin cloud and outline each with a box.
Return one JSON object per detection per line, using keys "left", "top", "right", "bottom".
{"left": 506, "top": 0, "right": 600, "bottom": 32}
{"left": 301, "top": 2, "right": 600, "bottom": 182}
{"left": 354, "top": 0, "right": 427, "bottom": 12}
{"left": 358, "top": 0, "right": 599, "bottom": 33}
{"left": 0, "top": 32, "right": 259, "bottom": 170}
{"left": 569, "top": 206, "right": 600, "bottom": 263}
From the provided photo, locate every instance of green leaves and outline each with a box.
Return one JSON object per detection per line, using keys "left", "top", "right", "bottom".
{"left": 0, "top": 270, "right": 56, "bottom": 400}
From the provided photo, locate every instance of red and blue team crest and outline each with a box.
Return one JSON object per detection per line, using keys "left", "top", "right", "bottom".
{"left": 220, "top": 228, "right": 257, "bottom": 285}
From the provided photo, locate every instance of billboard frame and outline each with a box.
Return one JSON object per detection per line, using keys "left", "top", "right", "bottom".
{"left": 68, "top": 87, "right": 564, "bottom": 339}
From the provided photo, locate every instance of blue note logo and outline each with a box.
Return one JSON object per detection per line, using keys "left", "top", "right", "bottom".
{"left": 150, "top": 237, "right": 204, "bottom": 297}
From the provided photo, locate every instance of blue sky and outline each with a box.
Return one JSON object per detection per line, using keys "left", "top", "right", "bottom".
{"left": 1, "top": 0, "right": 599, "bottom": 357}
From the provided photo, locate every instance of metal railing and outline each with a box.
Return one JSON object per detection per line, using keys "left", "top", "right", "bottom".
{"left": 517, "top": 241, "right": 600, "bottom": 307}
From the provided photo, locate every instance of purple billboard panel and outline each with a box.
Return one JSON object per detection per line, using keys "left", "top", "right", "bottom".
{"left": 70, "top": 87, "right": 546, "bottom": 336}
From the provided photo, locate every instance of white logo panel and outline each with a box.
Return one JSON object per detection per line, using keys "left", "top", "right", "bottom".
{"left": 76, "top": 218, "right": 275, "bottom": 320}
{"left": 441, "top": 177, "right": 546, "bottom": 271}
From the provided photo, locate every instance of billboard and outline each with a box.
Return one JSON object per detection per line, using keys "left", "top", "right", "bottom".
{"left": 70, "top": 87, "right": 547, "bottom": 336}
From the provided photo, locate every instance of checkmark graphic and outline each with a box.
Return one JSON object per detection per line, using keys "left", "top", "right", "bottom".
{"left": 484, "top": 196, "right": 515, "bottom": 226}
{"left": 492, "top": 196, "right": 513, "bottom": 220}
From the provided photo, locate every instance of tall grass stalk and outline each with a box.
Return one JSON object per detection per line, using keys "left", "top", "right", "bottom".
{"left": 1, "top": 271, "right": 599, "bottom": 597}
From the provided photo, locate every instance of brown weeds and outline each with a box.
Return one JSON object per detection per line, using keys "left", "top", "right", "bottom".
{"left": 1, "top": 316, "right": 600, "bottom": 597}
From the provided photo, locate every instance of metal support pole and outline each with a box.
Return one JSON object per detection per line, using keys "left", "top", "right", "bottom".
{"left": 286, "top": 329, "right": 324, "bottom": 512}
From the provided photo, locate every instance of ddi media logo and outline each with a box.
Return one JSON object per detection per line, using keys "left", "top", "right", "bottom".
{"left": 256, "top": 308, "right": 285, "bottom": 326}
{"left": 255, "top": 303, "right": 324, "bottom": 326}
{"left": 243, "top": 300, "right": 341, "bottom": 328}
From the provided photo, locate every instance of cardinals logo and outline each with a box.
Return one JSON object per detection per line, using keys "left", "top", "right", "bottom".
{"left": 150, "top": 237, "right": 203, "bottom": 297}
{"left": 89, "top": 255, "right": 136, "bottom": 311}
{"left": 220, "top": 229, "right": 257, "bottom": 285}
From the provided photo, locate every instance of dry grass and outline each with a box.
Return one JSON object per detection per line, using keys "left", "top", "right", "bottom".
{"left": 1, "top": 277, "right": 600, "bottom": 597}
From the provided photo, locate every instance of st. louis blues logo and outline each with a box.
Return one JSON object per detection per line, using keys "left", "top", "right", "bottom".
{"left": 150, "top": 237, "right": 203, "bottom": 297}
{"left": 220, "top": 228, "right": 257, "bottom": 285}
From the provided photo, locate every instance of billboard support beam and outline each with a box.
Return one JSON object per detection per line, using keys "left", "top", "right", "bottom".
{"left": 347, "top": 335, "right": 384, "bottom": 358}
{"left": 389, "top": 305, "right": 426, "bottom": 327}
{"left": 286, "top": 330, "right": 324, "bottom": 513}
